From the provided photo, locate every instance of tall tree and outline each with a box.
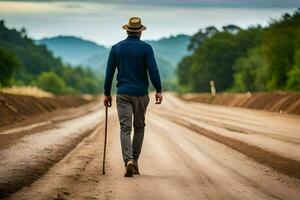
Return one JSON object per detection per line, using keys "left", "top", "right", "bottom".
{"left": 264, "top": 10, "right": 300, "bottom": 90}
{"left": 178, "top": 26, "right": 262, "bottom": 92}
{"left": 0, "top": 48, "right": 20, "bottom": 87}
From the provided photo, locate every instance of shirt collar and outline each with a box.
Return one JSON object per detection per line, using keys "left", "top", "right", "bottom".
{"left": 126, "top": 35, "right": 140, "bottom": 40}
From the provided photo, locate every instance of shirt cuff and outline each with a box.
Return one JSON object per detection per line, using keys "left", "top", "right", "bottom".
{"left": 104, "top": 90, "right": 111, "bottom": 96}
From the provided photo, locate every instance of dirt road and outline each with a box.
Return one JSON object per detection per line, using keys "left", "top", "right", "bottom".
{"left": 1, "top": 93, "right": 300, "bottom": 200}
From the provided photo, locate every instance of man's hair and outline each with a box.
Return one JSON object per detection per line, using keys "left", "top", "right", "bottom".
{"left": 127, "top": 31, "right": 141, "bottom": 37}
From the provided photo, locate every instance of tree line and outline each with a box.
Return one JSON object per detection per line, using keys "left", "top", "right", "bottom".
{"left": 1, "top": 9, "right": 299, "bottom": 95}
{"left": 0, "top": 20, "right": 103, "bottom": 95}
{"left": 177, "top": 9, "right": 300, "bottom": 93}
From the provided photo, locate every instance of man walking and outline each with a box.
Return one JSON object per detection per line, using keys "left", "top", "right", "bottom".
{"left": 103, "top": 17, "right": 163, "bottom": 177}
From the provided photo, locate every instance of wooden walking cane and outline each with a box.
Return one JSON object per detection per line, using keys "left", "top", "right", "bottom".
{"left": 102, "top": 105, "right": 108, "bottom": 175}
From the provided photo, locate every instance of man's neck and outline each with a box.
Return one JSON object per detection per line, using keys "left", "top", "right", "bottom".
{"left": 127, "top": 35, "right": 141, "bottom": 39}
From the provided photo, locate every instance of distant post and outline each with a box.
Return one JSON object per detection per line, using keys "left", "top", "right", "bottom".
{"left": 210, "top": 80, "right": 216, "bottom": 97}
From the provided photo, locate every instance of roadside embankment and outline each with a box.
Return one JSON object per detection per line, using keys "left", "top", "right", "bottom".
{"left": 0, "top": 93, "right": 93, "bottom": 128}
{"left": 179, "top": 92, "right": 300, "bottom": 115}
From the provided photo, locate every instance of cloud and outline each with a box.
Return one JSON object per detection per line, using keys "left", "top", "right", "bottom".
{"left": 63, "top": 3, "right": 82, "bottom": 9}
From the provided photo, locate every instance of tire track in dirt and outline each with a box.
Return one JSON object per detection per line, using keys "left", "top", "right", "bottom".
{"left": 165, "top": 93, "right": 300, "bottom": 143}
{"left": 160, "top": 112, "right": 300, "bottom": 179}
{"left": 5, "top": 122, "right": 107, "bottom": 200}
{"left": 0, "top": 101, "right": 101, "bottom": 150}
{"left": 0, "top": 110, "right": 104, "bottom": 198}
{"left": 164, "top": 108, "right": 300, "bottom": 144}
{"left": 148, "top": 114, "right": 287, "bottom": 200}
{"left": 147, "top": 117, "right": 236, "bottom": 200}
{"left": 153, "top": 106, "right": 300, "bottom": 163}
{"left": 152, "top": 104, "right": 300, "bottom": 161}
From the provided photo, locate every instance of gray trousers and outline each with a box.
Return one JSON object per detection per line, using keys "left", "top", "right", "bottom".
{"left": 116, "top": 94, "right": 150, "bottom": 164}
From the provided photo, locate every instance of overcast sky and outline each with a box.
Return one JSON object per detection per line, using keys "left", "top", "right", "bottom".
{"left": 1, "top": 0, "right": 300, "bottom": 7}
{"left": 0, "top": 1, "right": 298, "bottom": 45}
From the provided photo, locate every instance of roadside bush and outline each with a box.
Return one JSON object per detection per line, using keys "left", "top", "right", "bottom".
{"left": 35, "top": 71, "right": 68, "bottom": 95}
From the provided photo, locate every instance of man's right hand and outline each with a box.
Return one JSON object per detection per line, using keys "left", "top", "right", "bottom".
{"left": 104, "top": 96, "right": 112, "bottom": 107}
{"left": 155, "top": 93, "right": 163, "bottom": 104}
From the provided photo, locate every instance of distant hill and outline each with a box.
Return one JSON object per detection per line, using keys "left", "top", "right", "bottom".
{"left": 37, "top": 36, "right": 109, "bottom": 67}
{"left": 38, "top": 34, "right": 191, "bottom": 80}
{"left": 146, "top": 34, "right": 191, "bottom": 66}
{"left": 0, "top": 21, "right": 66, "bottom": 83}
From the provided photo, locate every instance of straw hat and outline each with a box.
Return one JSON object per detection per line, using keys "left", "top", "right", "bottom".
{"left": 122, "top": 17, "right": 147, "bottom": 32}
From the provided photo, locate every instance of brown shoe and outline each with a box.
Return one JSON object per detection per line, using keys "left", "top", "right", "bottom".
{"left": 133, "top": 160, "right": 140, "bottom": 175}
{"left": 124, "top": 160, "right": 133, "bottom": 177}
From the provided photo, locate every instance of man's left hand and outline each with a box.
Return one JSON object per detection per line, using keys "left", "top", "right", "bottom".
{"left": 155, "top": 93, "right": 163, "bottom": 104}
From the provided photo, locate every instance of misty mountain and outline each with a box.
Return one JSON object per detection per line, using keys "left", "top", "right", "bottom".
{"left": 37, "top": 36, "right": 108, "bottom": 67}
{"left": 38, "top": 34, "right": 191, "bottom": 80}
{"left": 147, "top": 34, "right": 191, "bottom": 67}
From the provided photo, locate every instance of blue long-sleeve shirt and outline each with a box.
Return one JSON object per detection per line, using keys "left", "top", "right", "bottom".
{"left": 104, "top": 36, "right": 162, "bottom": 96}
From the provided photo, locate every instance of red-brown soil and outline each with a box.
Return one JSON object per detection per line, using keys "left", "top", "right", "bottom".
{"left": 0, "top": 93, "right": 92, "bottom": 128}
{"left": 179, "top": 92, "right": 300, "bottom": 115}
